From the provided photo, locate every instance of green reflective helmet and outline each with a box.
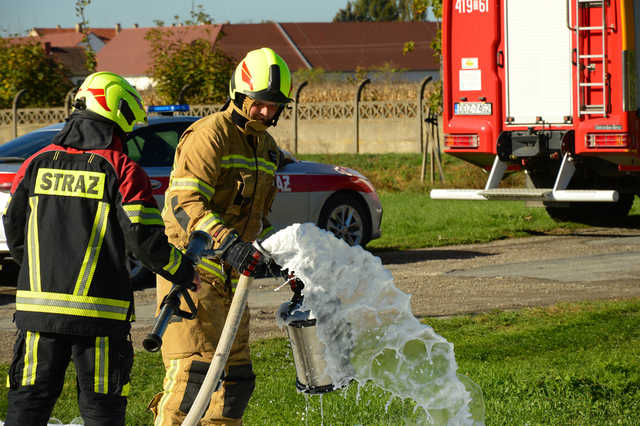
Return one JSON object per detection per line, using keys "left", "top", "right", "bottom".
{"left": 74, "top": 71, "right": 147, "bottom": 133}
{"left": 229, "top": 47, "right": 293, "bottom": 104}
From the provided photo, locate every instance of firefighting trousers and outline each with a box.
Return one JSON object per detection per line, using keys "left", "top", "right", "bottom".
{"left": 149, "top": 274, "right": 255, "bottom": 425}
{"left": 5, "top": 330, "right": 133, "bottom": 426}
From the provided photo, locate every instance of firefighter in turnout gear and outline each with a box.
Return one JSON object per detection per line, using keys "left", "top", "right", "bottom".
{"left": 2, "top": 72, "right": 198, "bottom": 426}
{"left": 148, "top": 47, "right": 292, "bottom": 425}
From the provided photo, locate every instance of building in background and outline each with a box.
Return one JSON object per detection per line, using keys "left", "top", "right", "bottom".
{"left": 5, "top": 21, "right": 439, "bottom": 91}
{"left": 7, "top": 24, "right": 120, "bottom": 85}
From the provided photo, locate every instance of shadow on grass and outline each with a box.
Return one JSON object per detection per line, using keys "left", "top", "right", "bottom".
{"left": 374, "top": 249, "right": 493, "bottom": 265}
{"left": 553, "top": 214, "right": 640, "bottom": 229}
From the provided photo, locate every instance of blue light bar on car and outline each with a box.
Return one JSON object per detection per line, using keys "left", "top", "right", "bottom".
{"left": 147, "top": 105, "right": 190, "bottom": 113}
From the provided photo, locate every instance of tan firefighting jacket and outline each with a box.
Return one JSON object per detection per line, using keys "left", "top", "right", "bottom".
{"left": 162, "top": 105, "right": 281, "bottom": 284}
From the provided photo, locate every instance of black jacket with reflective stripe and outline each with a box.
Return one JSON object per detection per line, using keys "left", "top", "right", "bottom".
{"left": 3, "top": 134, "right": 193, "bottom": 337}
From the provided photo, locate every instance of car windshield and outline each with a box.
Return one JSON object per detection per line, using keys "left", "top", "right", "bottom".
{"left": 0, "top": 130, "right": 56, "bottom": 160}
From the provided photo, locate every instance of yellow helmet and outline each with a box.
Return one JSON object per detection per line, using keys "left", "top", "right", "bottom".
{"left": 73, "top": 71, "right": 147, "bottom": 132}
{"left": 229, "top": 48, "right": 293, "bottom": 104}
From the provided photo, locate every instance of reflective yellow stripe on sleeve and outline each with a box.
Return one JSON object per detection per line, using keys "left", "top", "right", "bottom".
{"left": 197, "top": 258, "right": 225, "bottom": 282}
{"left": 74, "top": 201, "right": 110, "bottom": 296}
{"left": 194, "top": 213, "right": 223, "bottom": 233}
{"left": 27, "top": 196, "right": 41, "bottom": 292}
{"left": 21, "top": 331, "right": 39, "bottom": 386}
{"left": 169, "top": 177, "right": 215, "bottom": 201}
{"left": 163, "top": 247, "right": 182, "bottom": 275}
{"left": 16, "top": 290, "right": 131, "bottom": 321}
{"left": 2, "top": 195, "right": 11, "bottom": 215}
{"left": 122, "top": 204, "right": 164, "bottom": 226}
{"left": 94, "top": 336, "right": 109, "bottom": 394}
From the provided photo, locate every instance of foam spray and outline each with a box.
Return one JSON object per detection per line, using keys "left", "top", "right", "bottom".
{"left": 263, "top": 223, "right": 485, "bottom": 425}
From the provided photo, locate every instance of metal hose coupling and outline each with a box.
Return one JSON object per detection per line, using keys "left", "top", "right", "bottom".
{"left": 252, "top": 239, "right": 272, "bottom": 261}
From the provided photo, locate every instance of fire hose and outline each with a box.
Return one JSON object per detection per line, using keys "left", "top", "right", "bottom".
{"left": 181, "top": 240, "right": 271, "bottom": 426}
{"left": 141, "top": 230, "right": 271, "bottom": 425}
{"left": 181, "top": 272, "right": 254, "bottom": 425}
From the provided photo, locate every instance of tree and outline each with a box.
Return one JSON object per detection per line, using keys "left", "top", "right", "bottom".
{"left": 145, "top": 25, "right": 235, "bottom": 105}
{"left": 398, "top": 0, "right": 428, "bottom": 21}
{"left": 334, "top": 0, "right": 400, "bottom": 22}
{"left": 400, "top": 0, "right": 441, "bottom": 57}
{"left": 145, "top": 6, "right": 236, "bottom": 104}
{"left": 334, "top": 0, "right": 441, "bottom": 23}
{"left": 0, "top": 39, "right": 73, "bottom": 108}
{"left": 75, "top": 0, "right": 96, "bottom": 73}
{"left": 153, "top": 4, "right": 214, "bottom": 28}
{"left": 334, "top": 0, "right": 444, "bottom": 108}
{"left": 334, "top": 2, "right": 366, "bottom": 21}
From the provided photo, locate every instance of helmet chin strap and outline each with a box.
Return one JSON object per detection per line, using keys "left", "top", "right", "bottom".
{"left": 230, "top": 94, "right": 283, "bottom": 134}
{"left": 268, "top": 104, "right": 285, "bottom": 127}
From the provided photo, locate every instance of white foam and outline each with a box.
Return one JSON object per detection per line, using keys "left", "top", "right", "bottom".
{"left": 264, "top": 223, "right": 485, "bottom": 425}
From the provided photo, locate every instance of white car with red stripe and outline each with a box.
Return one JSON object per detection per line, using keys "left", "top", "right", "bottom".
{"left": 0, "top": 116, "right": 383, "bottom": 282}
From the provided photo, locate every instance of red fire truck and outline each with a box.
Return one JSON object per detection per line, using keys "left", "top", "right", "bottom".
{"left": 431, "top": 0, "right": 640, "bottom": 222}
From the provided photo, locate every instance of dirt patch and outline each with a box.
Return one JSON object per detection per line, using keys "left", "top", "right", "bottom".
{"left": 2, "top": 226, "right": 640, "bottom": 363}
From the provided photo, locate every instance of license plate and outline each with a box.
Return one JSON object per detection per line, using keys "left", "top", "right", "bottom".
{"left": 454, "top": 102, "right": 492, "bottom": 115}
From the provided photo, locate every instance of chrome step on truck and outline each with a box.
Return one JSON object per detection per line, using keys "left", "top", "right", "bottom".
{"left": 430, "top": 154, "right": 618, "bottom": 203}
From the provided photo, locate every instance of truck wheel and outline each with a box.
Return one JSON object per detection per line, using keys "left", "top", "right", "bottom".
{"left": 545, "top": 194, "right": 634, "bottom": 224}
{"left": 318, "top": 193, "right": 372, "bottom": 247}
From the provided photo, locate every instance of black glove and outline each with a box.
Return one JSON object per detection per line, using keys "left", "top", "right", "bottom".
{"left": 173, "top": 257, "right": 197, "bottom": 291}
{"left": 252, "top": 258, "right": 287, "bottom": 279}
{"left": 183, "top": 266, "right": 198, "bottom": 291}
{"left": 221, "top": 239, "right": 264, "bottom": 276}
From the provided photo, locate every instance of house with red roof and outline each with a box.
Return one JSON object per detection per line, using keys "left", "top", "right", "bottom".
{"left": 5, "top": 21, "right": 439, "bottom": 90}
{"left": 96, "top": 21, "right": 439, "bottom": 90}
{"left": 96, "top": 24, "right": 224, "bottom": 89}
{"left": 7, "top": 24, "right": 121, "bottom": 84}
{"left": 29, "top": 24, "right": 117, "bottom": 53}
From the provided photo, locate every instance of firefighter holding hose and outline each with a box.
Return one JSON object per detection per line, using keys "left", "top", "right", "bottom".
{"left": 148, "top": 47, "right": 292, "bottom": 425}
{"left": 3, "top": 72, "right": 198, "bottom": 426}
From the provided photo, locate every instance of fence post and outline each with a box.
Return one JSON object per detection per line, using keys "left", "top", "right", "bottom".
{"left": 293, "top": 81, "right": 308, "bottom": 155}
{"left": 418, "top": 76, "right": 433, "bottom": 153}
{"left": 12, "top": 89, "right": 27, "bottom": 139}
{"left": 64, "top": 86, "right": 79, "bottom": 116}
{"left": 354, "top": 78, "right": 370, "bottom": 154}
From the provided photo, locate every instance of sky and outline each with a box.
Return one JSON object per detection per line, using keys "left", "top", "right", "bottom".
{"left": 1, "top": 0, "right": 350, "bottom": 36}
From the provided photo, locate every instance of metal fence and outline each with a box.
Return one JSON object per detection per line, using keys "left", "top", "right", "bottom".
{"left": 1, "top": 76, "right": 438, "bottom": 156}
{"left": 1, "top": 100, "right": 429, "bottom": 124}
{"left": 0, "top": 107, "right": 67, "bottom": 126}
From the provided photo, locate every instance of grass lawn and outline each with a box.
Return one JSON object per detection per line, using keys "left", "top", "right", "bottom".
{"left": 368, "top": 194, "right": 583, "bottom": 250}
{"left": 297, "top": 153, "right": 640, "bottom": 250}
{"left": 1, "top": 299, "right": 638, "bottom": 425}
{"left": 2, "top": 154, "right": 639, "bottom": 424}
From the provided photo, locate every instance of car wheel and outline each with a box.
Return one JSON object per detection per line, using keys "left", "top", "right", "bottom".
{"left": 318, "top": 193, "right": 372, "bottom": 247}
{"left": 128, "top": 257, "right": 155, "bottom": 289}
